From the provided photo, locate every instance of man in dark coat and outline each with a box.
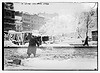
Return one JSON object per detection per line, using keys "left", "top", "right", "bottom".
{"left": 27, "top": 35, "right": 40, "bottom": 58}
{"left": 83, "top": 36, "right": 89, "bottom": 46}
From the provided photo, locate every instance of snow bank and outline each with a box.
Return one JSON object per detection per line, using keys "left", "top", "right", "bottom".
{"left": 4, "top": 41, "right": 18, "bottom": 47}
{"left": 16, "top": 48, "right": 27, "bottom": 55}
{"left": 40, "top": 43, "right": 72, "bottom": 47}
{"left": 19, "top": 43, "right": 29, "bottom": 47}
{"left": 5, "top": 57, "right": 97, "bottom": 69}
{"left": 4, "top": 41, "right": 29, "bottom": 47}
{"left": 16, "top": 48, "right": 43, "bottom": 56}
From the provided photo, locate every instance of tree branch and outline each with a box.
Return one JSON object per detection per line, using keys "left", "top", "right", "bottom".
{"left": 88, "top": 19, "right": 92, "bottom": 25}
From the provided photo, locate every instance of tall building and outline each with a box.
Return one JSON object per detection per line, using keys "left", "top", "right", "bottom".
{"left": 3, "top": 2, "right": 16, "bottom": 31}
{"left": 91, "top": 9, "right": 98, "bottom": 41}
{"left": 22, "top": 13, "right": 32, "bottom": 31}
{"left": 31, "top": 14, "right": 46, "bottom": 30}
{"left": 22, "top": 13, "right": 46, "bottom": 31}
{"left": 15, "top": 11, "right": 22, "bottom": 32}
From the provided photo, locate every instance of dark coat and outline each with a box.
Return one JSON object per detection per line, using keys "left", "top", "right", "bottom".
{"left": 27, "top": 36, "right": 39, "bottom": 55}
{"left": 83, "top": 36, "right": 89, "bottom": 46}
{"left": 29, "top": 36, "right": 39, "bottom": 47}
{"left": 85, "top": 36, "right": 88, "bottom": 44}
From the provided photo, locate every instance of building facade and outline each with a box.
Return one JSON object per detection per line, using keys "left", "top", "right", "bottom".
{"left": 92, "top": 31, "right": 98, "bottom": 41}
{"left": 15, "top": 11, "right": 22, "bottom": 32}
{"left": 89, "top": 9, "right": 98, "bottom": 41}
{"left": 22, "top": 13, "right": 31, "bottom": 31}
{"left": 22, "top": 13, "right": 45, "bottom": 31}
{"left": 3, "top": 2, "right": 16, "bottom": 31}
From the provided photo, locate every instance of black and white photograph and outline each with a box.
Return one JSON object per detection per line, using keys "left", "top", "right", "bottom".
{"left": 2, "top": 1, "right": 98, "bottom": 71}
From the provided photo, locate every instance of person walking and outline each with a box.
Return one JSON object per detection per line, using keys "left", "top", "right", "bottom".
{"left": 83, "top": 36, "right": 89, "bottom": 46}
{"left": 27, "top": 34, "right": 40, "bottom": 58}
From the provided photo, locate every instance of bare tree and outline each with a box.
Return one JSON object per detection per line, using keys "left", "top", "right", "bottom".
{"left": 78, "top": 8, "right": 97, "bottom": 46}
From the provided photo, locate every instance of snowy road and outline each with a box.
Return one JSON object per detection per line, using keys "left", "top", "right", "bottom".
{"left": 4, "top": 47, "right": 97, "bottom": 70}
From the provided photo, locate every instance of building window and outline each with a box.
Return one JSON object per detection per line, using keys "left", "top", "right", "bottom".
{"left": 92, "top": 31, "right": 98, "bottom": 41}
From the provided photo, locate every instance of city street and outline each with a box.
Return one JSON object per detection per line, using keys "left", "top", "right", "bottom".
{"left": 3, "top": 2, "right": 98, "bottom": 71}
{"left": 4, "top": 47, "right": 97, "bottom": 70}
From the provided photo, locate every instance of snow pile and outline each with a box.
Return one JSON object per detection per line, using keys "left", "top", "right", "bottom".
{"left": 4, "top": 41, "right": 18, "bottom": 47}
{"left": 59, "top": 38, "right": 84, "bottom": 44}
{"left": 4, "top": 41, "right": 29, "bottom": 47}
{"left": 21, "top": 58, "right": 70, "bottom": 68}
{"left": 4, "top": 47, "right": 97, "bottom": 70}
{"left": 16, "top": 48, "right": 43, "bottom": 56}
{"left": 88, "top": 41, "right": 97, "bottom": 46}
{"left": 16, "top": 48, "right": 27, "bottom": 55}
{"left": 36, "top": 49, "right": 44, "bottom": 53}
{"left": 40, "top": 43, "right": 71, "bottom": 47}
{"left": 19, "top": 43, "right": 29, "bottom": 47}
{"left": 20, "top": 57, "right": 97, "bottom": 69}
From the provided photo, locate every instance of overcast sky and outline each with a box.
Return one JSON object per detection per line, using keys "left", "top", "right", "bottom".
{"left": 14, "top": 2, "right": 96, "bottom": 15}
{"left": 14, "top": 2, "right": 97, "bottom": 36}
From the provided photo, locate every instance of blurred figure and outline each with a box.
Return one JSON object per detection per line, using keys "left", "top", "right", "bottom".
{"left": 83, "top": 36, "right": 89, "bottom": 46}
{"left": 27, "top": 35, "right": 40, "bottom": 58}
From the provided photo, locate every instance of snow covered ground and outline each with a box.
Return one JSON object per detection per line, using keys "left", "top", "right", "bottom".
{"left": 6, "top": 56, "right": 97, "bottom": 70}
{"left": 4, "top": 40, "right": 97, "bottom": 48}
{"left": 4, "top": 47, "right": 97, "bottom": 70}
{"left": 4, "top": 57, "right": 97, "bottom": 70}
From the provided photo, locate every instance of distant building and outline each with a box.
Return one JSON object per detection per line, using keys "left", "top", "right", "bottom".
{"left": 92, "top": 31, "right": 98, "bottom": 41}
{"left": 31, "top": 14, "right": 46, "bottom": 30}
{"left": 38, "top": 12, "right": 58, "bottom": 21}
{"left": 15, "top": 11, "right": 22, "bottom": 32}
{"left": 89, "top": 9, "right": 98, "bottom": 41}
{"left": 22, "top": 13, "right": 33, "bottom": 31}
{"left": 3, "top": 2, "right": 16, "bottom": 31}
{"left": 22, "top": 13, "right": 45, "bottom": 31}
